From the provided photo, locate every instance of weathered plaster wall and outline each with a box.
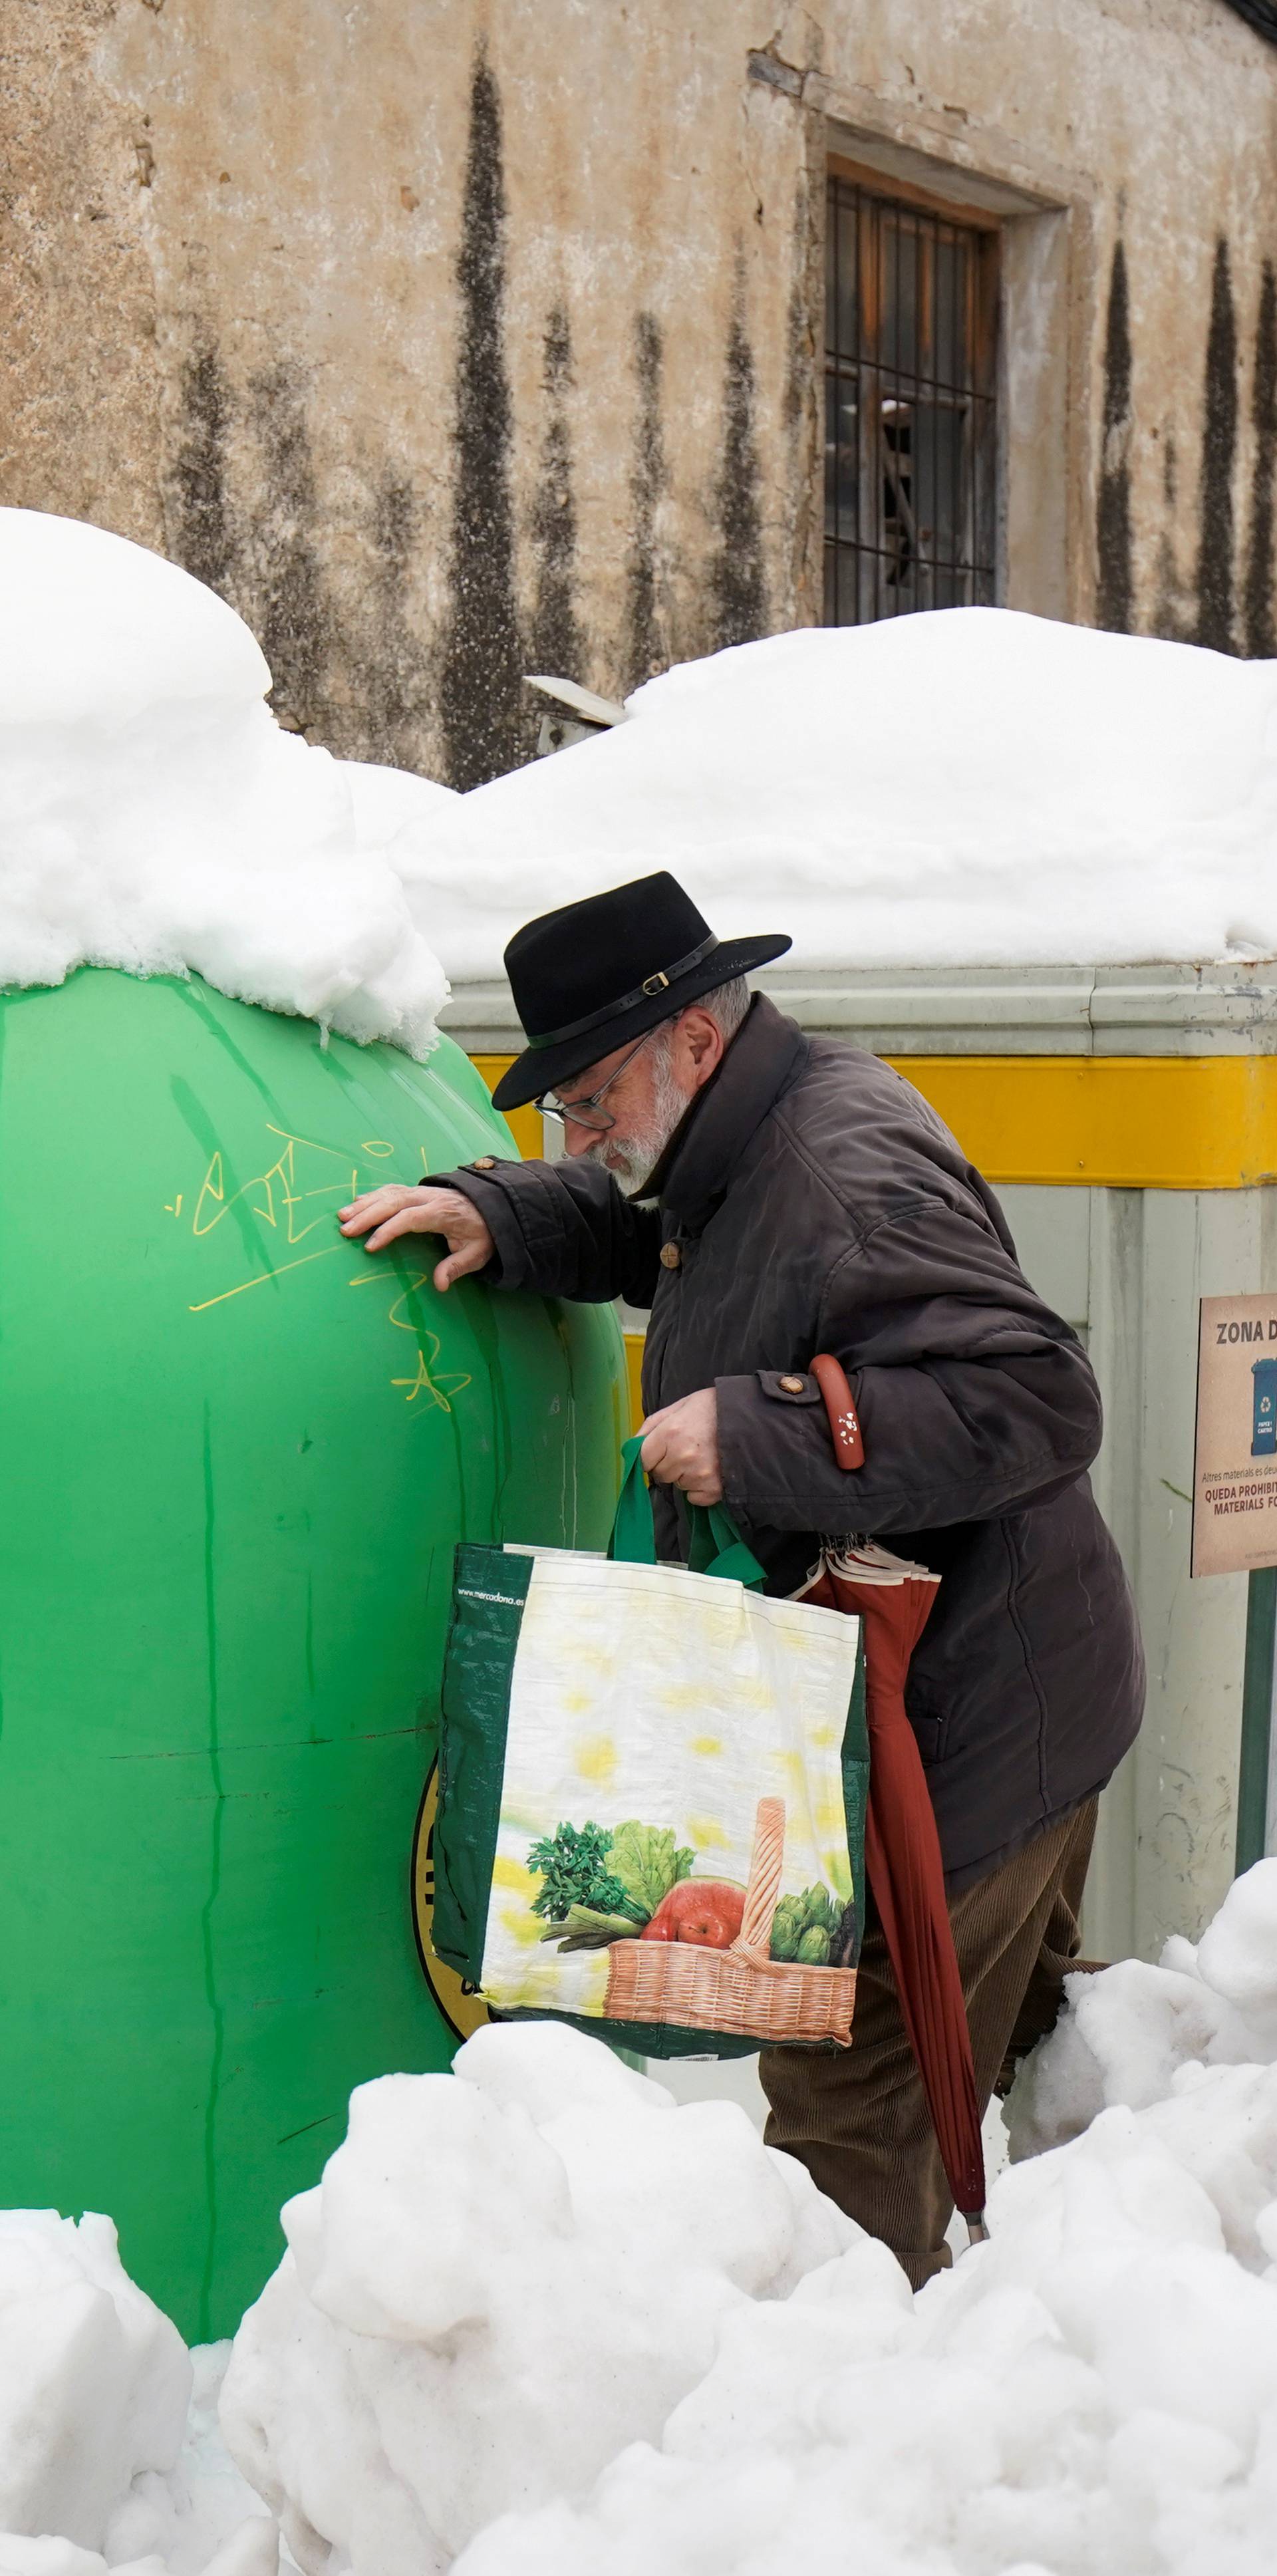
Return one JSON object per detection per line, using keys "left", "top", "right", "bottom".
{"left": 3, "top": 0, "right": 1276, "bottom": 782}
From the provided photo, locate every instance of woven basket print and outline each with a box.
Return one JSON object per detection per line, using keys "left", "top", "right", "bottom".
{"left": 604, "top": 1795, "right": 857, "bottom": 2046}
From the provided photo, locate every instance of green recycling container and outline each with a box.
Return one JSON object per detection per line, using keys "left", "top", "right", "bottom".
{"left": 0, "top": 966, "right": 624, "bottom": 2339}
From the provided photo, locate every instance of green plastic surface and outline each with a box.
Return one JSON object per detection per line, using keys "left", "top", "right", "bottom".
{"left": 0, "top": 968, "right": 624, "bottom": 2339}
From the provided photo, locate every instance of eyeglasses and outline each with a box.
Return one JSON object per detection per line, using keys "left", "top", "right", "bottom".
{"left": 535, "top": 1028, "right": 660, "bottom": 1134}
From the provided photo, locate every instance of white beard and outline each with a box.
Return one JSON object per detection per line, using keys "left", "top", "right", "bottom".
{"left": 582, "top": 1037, "right": 690, "bottom": 1195}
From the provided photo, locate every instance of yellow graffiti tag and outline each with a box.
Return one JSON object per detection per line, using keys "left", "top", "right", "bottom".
{"left": 392, "top": 1340, "right": 472, "bottom": 1415}
{"left": 352, "top": 1264, "right": 472, "bottom": 1413}
{"left": 192, "top": 1125, "right": 360, "bottom": 1248}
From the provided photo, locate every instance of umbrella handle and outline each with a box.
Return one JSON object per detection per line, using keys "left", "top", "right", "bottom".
{"left": 811, "top": 1352, "right": 865, "bottom": 1471}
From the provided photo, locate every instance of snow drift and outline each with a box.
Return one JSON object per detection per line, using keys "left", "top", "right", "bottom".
{"left": 0, "top": 2211, "right": 189, "bottom": 2550}
{"left": 217, "top": 2024, "right": 853, "bottom": 2573}
{"left": 394, "top": 610, "right": 1277, "bottom": 983}
{"left": 0, "top": 510, "right": 450, "bottom": 1053}
{"left": 1008, "top": 1852, "right": 1277, "bottom": 2182}
{"left": 217, "top": 1864, "right": 1277, "bottom": 2576}
{"left": 446, "top": 1862, "right": 1277, "bottom": 2576}
{"left": 0, "top": 2214, "right": 273, "bottom": 2576}
{"left": 10, "top": 1864, "right": 1277, "bottom": 2575}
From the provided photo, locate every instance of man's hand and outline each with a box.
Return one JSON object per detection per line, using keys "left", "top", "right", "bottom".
{"left": 640, "top": 1389, "right": 722, "bottom": 1505}
{"left": 338, "top": 1185, "right": 496, "bottom": 1291}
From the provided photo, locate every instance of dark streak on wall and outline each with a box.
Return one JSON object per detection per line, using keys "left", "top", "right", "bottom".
{"left": 783, "top": 176, "right": 817, "bottom": 618}
{"left": 1152, "top": 429, "right": 1186, "bottom": 640}
{"left": 365, "top": 468, "right": 427, "bottom": 768}
{"left": 1096, "top": 239, "right": 1133, "bottom": 633}
{"left": 245, "top": 362, "right": 327, "bottom": 730}
{"left": 711, "top": 259, "right": 767, "bottom": 650}
{"left": 438, "top": 47, "right": 524, "bottom": 791}
{"left": 529, "top": 305, "right": 584, "bottom": 686}
{"left": 1244, "top": 261, "right": 1276, "bottom": 660}
{"left": 168, "top": 337, "right": 235, "bottom": 598}
{"left": 1195, "top": 238, "right": 1238, "bottom": 654}
{"left": 783, "top": 201, "right": 809, "bottom": 464}
{"left": 627, "top": 311, "right": 668, "bottom": 686}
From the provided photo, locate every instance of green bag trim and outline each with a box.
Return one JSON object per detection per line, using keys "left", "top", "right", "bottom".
{"left": 432, "top": 1544, "right": 532, "bottom": 1981}
{"left": 497, "top": 2007, "right": 763, "bottom": 2061}
{"left": 838, "top": 1628, "right": 870, "bottom": 1977}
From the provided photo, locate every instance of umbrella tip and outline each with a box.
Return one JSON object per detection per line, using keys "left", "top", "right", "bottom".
{"left": 963, "top": 2214, "right": 989, "bottom": 2248}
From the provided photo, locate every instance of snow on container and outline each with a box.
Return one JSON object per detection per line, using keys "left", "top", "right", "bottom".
{"left": 0, "top": 964, "right": 623, "bottom": 2339}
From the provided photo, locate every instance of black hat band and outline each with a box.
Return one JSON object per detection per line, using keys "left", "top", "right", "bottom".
{"left": 523, "top": 932, "right": 720, "bottom": 1050}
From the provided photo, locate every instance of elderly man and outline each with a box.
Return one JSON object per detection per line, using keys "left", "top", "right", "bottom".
{"left": 340, "top": 869, "right": 1143, "bottom": 2285}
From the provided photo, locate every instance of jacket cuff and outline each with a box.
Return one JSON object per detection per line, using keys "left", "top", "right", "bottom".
{"left": 715, "top": 1368, "right": 840, "bottom": 1525}
{"left": 424, "top": 1165, "right": 529, "bottom": 1286}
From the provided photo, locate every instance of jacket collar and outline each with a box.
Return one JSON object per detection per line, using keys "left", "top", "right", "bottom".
{"left": 654, "top": 994, "right": 808, "bottom": 1234}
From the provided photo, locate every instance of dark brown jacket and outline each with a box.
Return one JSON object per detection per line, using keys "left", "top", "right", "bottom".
{"left": 440, "top": 995, "right": 1144, "bottom": 1887}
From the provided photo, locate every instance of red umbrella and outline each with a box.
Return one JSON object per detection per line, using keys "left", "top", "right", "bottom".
{"left": 801, "top": 1354, "right": 987, "bottom": 2240}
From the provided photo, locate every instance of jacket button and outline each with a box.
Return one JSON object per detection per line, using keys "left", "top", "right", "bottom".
{"left": 659, "top": 1242, "right": 682, "bottom": 1270}
{"left": 472, "top": 1156, "right": 496, "bottom": 1171}
{"left": 780, "top": 1373, "right": 805, "bottom": 1394}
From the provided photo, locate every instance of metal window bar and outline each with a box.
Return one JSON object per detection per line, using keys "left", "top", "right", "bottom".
{"left": 824, "top": 176, "right": 997, "bottom": 625}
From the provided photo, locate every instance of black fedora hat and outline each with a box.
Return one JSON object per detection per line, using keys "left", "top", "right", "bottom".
{"left": 491, "top": 871, "right": 791, "bottom": 1111}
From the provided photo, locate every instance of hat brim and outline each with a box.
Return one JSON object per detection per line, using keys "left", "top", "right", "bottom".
{"left": 490, "top": 932, "right": 793, "bottom": 1112}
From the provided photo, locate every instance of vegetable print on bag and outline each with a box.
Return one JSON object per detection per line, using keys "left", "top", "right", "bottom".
{"left": 432, "top": 1441, "right": 869, "bottom": 2059}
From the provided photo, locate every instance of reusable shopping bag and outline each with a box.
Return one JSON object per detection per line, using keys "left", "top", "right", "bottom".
{"left": 430, "top": 1437, "right": 869, "bottom": 2059}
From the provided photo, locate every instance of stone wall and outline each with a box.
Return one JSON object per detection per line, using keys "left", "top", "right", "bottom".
{"left": 4, "top": 0, "right": 1276, "bottom": 782}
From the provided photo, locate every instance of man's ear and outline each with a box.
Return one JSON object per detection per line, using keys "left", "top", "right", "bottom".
{"left": 677, "top": 1006, "right": 726, "bottom": 1085}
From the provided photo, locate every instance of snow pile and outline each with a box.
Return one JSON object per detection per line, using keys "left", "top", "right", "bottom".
{"left": 341, "top": 759, "right": 458, "bottom": 851}
{"left": 1007, "top": 1854, "right": 1277, "bottom": 2164}
{"left": 455, "top": 2100, "right": 1277, "bottom": 2576}
{"left": 101, "top": 2347, "right": 278, "bottom": 2576}
{"left": 449, "top": 1865, "right": 1277, "bottom": 2576}
{"left": 395, "top": 610, "right": 1277, "bottom": 982}
{"left": 0, "top": 509, "right": 450, "bottom": 1053}
{"left": 0, "top": 2216, "right": 275, "bottom": 2576}
{"left": 209, "top": 1864, "right": 1277, "bottom": 2576}
{"left": 13, "top": 515, "right": 1270, "bottom": 1042}
{"left": 12, "top": 1866, "right": 1277, "bottom": 2576}
{"left": 218, "top": 2023, "right": 853, "bottom": 2573}
{"left": 0, "top": 2211, "right": 190, "bottom": 2555}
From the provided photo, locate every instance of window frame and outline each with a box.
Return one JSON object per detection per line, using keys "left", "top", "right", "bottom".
{"left": 824, "top": 158, "right": 1000, "bottom": 627}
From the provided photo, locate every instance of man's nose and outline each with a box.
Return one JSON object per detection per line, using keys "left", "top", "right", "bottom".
{"left": 561, "top": 1117, "right": 595, "bottom": 1156}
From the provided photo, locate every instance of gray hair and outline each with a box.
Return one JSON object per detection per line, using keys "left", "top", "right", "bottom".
{"left": 696, "top": 974, "right": 752, "bottom": 1042}
{"left": 652, "top": 976, "right": 751, "bottom": 1068}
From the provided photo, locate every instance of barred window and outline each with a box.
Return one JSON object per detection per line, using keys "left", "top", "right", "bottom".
{"left": 824, "top": 174, "right": 998, "bottom": 624}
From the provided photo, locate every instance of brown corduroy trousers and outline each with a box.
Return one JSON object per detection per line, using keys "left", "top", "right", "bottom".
{"left": 759, "top": 1796, "right": 1099, "bottom": 2289}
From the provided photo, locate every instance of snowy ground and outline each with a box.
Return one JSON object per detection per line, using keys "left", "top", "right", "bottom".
{"left": 9, "top": 1862, "right": 1277, "bottom": 2576}
{"left": 648, "top": 2048, "right": 1010, "bottom": 2253}
{"left": 0, "top": 2225, "right": 274, "bottom": 2576}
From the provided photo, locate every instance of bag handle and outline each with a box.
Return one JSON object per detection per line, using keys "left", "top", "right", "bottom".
{"left": 608, "top": 1435, "right": 766, "bottom": 1588}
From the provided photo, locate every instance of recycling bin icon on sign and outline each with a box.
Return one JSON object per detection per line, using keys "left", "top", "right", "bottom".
{"left": 1252, "top": 1358, "right": 1277, "bottom": 1458}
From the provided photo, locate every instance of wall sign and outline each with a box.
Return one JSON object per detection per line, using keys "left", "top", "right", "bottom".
{"left": 1193, "top": 1294, "right": 1277, "bottom": 1577}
